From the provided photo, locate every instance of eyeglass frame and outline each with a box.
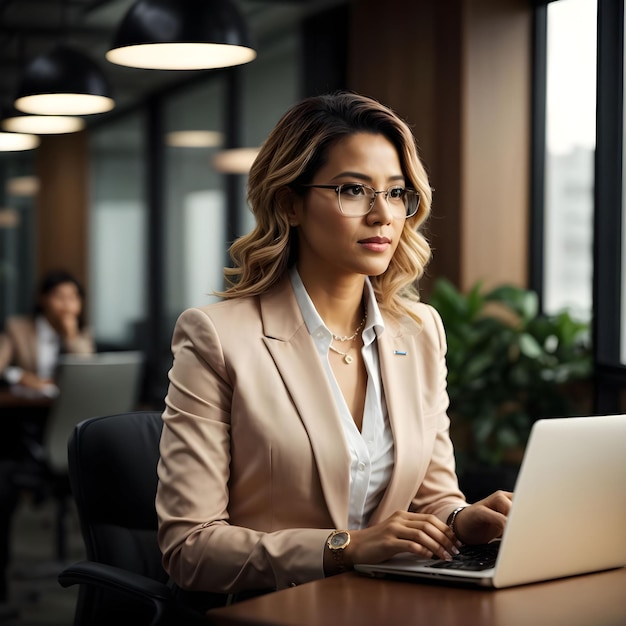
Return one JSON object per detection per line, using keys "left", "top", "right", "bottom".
{"left": 300, "top": 182, "right": 420, "bottom": 218}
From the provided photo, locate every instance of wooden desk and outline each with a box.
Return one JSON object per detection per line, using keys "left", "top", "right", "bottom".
{"left": 0, "top": 388, "right": 52, "bottom": 408}
{"left": 207, "top": 567, "right": 626, "bottom": 626}
{"left": 0, "top": 389, "right": 51, "bottom": 459}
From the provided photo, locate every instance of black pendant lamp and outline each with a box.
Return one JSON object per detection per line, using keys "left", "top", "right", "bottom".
{"left": 106, "top": 0, "right": 256, "bottom": 70}
{"left": 14, "top": 45, "right": 115, "bottom": 116}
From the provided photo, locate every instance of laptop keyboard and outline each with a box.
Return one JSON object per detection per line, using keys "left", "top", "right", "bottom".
{"left": 427, "top": 542, "right": 500, "bottom": 571}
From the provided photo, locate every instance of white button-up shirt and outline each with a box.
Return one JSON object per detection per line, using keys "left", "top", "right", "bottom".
{"left": 3, "top": 315, "right": 60, "bottom": 383}
{"left": 289, "top": 268, "right": 394, "bottom": 529}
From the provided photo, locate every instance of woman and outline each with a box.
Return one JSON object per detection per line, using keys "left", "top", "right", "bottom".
{"left": 156, "top": 92, "right": 512, "bottom": 598}
{"left": 0, "top": 269, "right": 93, "bottom": 612}
{"left": 0, "top": 269, "right": 94, "bottom": 397}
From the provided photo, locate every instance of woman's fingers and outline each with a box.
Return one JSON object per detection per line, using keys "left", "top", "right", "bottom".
{"left": 349, "top": 512, "right": 461, "bottom": 565}
{"left": 401, "top": 514, "right": 461, "bottom": 559}
{"left": 454, "top": 491, "right": 514, "bottom": 544}
{"left": 400, "top": 526, "right": 459, "bottom": 560}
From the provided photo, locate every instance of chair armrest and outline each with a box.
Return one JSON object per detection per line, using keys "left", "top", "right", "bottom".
{"left": 58, "top": 560, "right": 172, "bottom": 603}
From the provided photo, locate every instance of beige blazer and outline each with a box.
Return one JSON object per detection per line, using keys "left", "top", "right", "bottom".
{"left": 156, "top": 277, "right": 466, "bottom": 595}
{"left": 0, "top": 315, "right": 95, "bottom": 376}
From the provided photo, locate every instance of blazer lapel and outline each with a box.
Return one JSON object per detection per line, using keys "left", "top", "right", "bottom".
{"left": 260, "top": 279, "right": 351, "bottom": 528}
{"left": 13, "top": 317, "right": 39, "bottom": 373}
{"left": 368, "top": 322, "right": 425, "bottom": 525}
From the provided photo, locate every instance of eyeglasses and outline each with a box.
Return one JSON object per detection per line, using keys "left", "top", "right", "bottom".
{"left": 302, "top": 183, "right": 420, "bottom": 218}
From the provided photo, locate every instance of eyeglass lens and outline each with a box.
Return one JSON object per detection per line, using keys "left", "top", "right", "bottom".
{"left": 337, "top": 184, "right": 419, "bottom": 217}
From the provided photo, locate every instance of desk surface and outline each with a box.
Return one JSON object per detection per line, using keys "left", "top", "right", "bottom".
{"left": 206, "top": 567, "right": 626, "bottom": 626}
{"left": 0, "top": 388, "right": 52, "bottom": 408}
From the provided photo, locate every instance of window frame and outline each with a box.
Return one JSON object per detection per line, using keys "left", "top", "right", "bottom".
{"left": 594, "top": 0, "right": 625, "bottom": 410}
{"left": 532, "top": 0, "right": 626, "bottom": 413}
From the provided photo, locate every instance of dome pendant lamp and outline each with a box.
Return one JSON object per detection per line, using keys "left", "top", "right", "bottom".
{"left": 14, "top": 45, "right": 115, "bottom": 116}
{"left": 106, "top": 0, "right": 256, "bottom": 70}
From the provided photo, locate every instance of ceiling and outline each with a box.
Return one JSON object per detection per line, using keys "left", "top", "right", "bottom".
{"left": 0, "top": 0, "right": 333, "bottom": 124}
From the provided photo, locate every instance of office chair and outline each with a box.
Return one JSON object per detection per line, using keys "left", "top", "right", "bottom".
{"left": 14, "top": 351, "right": 144, "bottom": 562}
{"left": 58, "top": 411, "right": 225, "bottom": 626}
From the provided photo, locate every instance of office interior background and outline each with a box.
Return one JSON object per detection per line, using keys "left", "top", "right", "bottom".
{"left": 0, "top": 0, "right": 624, "bottom": 416}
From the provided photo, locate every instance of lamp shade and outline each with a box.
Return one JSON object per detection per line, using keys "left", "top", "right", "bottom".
{"left": 0, "top": 132, "right": 40, "bottom": 151}
{"left": 106, "top": 0, "right": 256, "bottom": 70}
{"left": 211, "top": 147, "right": 259, "bottom": 174}
{"left": 166, "top": 130, "right": 224, "bottom": 147}
{"left": 6, "top": 176, "right": 40, "bottom": 197}
{"left": 15, "top": 45, "right": 115, "bottom": 115}
{"left": 1, "top": 109, "right": 85, "bottom": 134}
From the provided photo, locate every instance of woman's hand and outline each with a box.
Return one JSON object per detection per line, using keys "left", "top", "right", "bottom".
{"left": 453, "top": 490, "right": 513, "bottom": 545}
{"left": 19, "top": 370, "right": 54, "bottom": 391}
{"left": 58, "top": 312, "right": 79, "bottom": 340}
{"left": 344, "top": 510, "right": 462, "bottom": 567}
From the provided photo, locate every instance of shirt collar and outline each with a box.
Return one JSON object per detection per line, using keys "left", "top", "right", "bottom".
{"left": 36, "top": 315, "right": 59, "bottom": 344}
{"left": 288, "top": 267, "right": 385, "bottom": 345}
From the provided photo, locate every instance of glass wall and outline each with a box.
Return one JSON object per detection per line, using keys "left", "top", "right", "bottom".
{"left": 88, "top": 112, "right": 148, "bottom": 351}
{"left": 543, "top": 0, "right": 597, "bottom": 321}
{"left": 0, "top": 153, "right": 37, "bottom": 323}
{"left": 239, "top": 30, "right": 300, "bottom": 235}
{"left": 161, "top": 29, "right": 300, "bottom": 326}
{"left": 163, "top": 78, "right": 227, "bottom": 330}
{"left": 84, "top": 5, "right": 320, "bottom": 404}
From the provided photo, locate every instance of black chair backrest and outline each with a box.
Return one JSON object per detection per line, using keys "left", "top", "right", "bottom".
{"left": 68, "top": 410, "right": 166, "bottom": 580}
{"left": 68, "top": 411, "right": 168, "bottom": 624}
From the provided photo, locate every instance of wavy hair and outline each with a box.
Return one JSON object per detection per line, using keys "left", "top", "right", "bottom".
{"left": 217, "top": 91, "right": 433, "bottom": 323}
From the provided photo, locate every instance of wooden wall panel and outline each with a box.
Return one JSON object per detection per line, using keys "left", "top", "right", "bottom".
{"left": 348, "top": 0, "right": 463, "bottom": 292}
{"left": 348, "top": 0, "right": 532, "bottom": 294}
{"left": 35, "top": 131, "right": 89, "bottom": 290}
{"left": 461, "top": 0, "right": 531, "bottom": 291}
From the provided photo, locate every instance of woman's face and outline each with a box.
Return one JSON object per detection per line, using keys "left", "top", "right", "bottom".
{"left": 40, "top": 282, "right": 82, "bottom": 325}
{"left": 289, "top": 132, "right": 407, "bottom": 283}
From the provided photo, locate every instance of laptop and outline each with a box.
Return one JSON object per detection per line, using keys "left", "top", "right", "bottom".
{"left": 355, "top": 414, "right": 626, "bottom": 588}
{"left": 43, "top": 351, "right": 144, "bottom": 473}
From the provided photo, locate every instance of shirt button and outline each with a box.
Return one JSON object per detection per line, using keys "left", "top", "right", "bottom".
{"left": 358, "top": 462, "right": 366, "bottom": 471}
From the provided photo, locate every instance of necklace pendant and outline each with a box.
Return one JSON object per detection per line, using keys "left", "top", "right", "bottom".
{"left": 343, "top": 354, "right": 353, "bottom": 364}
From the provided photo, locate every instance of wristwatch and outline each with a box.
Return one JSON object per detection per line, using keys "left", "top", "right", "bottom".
{"left": 447, "top": 506, "right": 467, "bottom": 540}
{"left": 327, "top": 530, "right": 351, "bottom": 573}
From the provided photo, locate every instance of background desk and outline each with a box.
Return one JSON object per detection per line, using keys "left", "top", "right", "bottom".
{"left": 207, "top": 567, "right": 626, "bottom": 626}
{"left": 0, "top": 388, "right": 52, "bottom": 408}
{"left": 0, "top": 389, "right": 51, "bottom": 460}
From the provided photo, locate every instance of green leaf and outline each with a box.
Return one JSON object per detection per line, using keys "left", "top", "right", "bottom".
{"left": 485, "top": 285, "right": 538, "bottom": 322}
{"left": 518, "top": 333, "right": 543, "bottom": 359}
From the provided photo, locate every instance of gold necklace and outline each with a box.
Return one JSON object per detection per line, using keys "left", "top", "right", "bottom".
{"left": 329, "top": 342, "right": 355, "bottom": 364}
{"left": 327, "top": 309, "right": 366, "bottom": 364}
{"left": 330, "top": 313, "right": 367, "bottom": 342}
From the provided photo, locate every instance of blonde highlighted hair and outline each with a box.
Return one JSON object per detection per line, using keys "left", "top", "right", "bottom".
{"left": 217, "top": 91, "right": 433, "bottom": 323}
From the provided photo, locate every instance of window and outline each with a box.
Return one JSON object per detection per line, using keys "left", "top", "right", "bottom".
{"left": 543, "top": 0, "right": 597, "bottom": 321}
{"left": 537, "top": 0, "right": 626, "bottom": 411}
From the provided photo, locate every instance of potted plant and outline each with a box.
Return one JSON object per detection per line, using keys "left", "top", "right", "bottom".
{"left": 427, "top": 278, "right": 592, "bottom": 501}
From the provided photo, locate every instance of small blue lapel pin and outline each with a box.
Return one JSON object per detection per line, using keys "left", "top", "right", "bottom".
{"left": 393, "top": 350, "right": 407, "bottom": 356}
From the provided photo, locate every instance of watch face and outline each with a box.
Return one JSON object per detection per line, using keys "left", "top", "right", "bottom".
{"left": 329, "top": 531, "right": 349, "bottom": 549}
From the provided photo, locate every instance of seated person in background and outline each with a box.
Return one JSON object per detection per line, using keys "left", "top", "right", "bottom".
{"left": 156, "top": 92, "right": 512, "bottom": 604}
{"left": 0, "top": 269, "right": 94, "bottom": 398}
{"left": 0, "top": 269, "right": 94, "bottom": 617}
